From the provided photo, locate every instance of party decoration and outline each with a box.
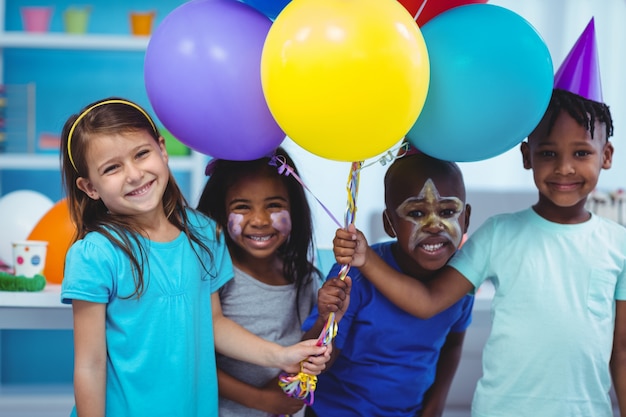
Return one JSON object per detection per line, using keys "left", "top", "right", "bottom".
{"left": 278, "top": 161, "right": 362, "bottom": 406}
{"left": 0, "top": 190, "right": 53, "bottom": 266}
{"left": 27, "top": 199, "right": 75, "bottom": 284}
{"left": 554, "top": 17, "right": 602, "bottom": 102}
{"left": 241, "top": 0, "right": 291, "bottom": 20}
{"left": 261, "top": 0, "right": 430, "bottom": 162}
{"left": 397, "top": 0, "right": 488, "bottom": 27}
{"left": 407, "top": 4, "right": 553, "bottom": 162}
{"left": 145, "top": 0, "right": 285, "bottom": 160}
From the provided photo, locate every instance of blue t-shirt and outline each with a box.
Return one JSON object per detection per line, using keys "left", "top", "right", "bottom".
{"left": 61, "top": 209, "right": 233, "bottom": 417}
{"left": 303, "top": 241, "right": 474, "bottom": 416}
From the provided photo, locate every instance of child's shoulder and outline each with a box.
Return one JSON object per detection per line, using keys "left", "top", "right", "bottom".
{"left": 185, "top": 207, "right": 218, "bottom": 229}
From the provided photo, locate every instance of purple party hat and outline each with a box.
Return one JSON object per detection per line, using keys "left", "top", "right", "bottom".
{"left": 554, "top": 17, "right": 602, "bottom": 102}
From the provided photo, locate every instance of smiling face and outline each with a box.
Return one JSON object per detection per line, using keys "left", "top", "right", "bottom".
{"left": 224, "top": 173, "right": 291, "bottom": 263}
{"left": 75, "top": 130, "right": 170, "bottom": 221}
{"left": 522, "top": 109, "right": 613, "bottom": 223}
{"left": 384, "top": 156, "right": 470, "bottom": 276}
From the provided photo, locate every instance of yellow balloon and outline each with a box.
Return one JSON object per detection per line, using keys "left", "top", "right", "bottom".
{"left": 261, "top": 0, "right": 430, "bottom": 162}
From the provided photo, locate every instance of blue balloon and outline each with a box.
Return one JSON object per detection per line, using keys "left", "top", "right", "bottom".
{"left": 239, "top": 0, "right": 290, "bottom": 19}
{"left": 407, "top": 4, "right": 553, "bottom": 162}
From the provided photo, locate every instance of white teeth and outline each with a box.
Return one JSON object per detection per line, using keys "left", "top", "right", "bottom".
{"left": 129, "top": 183, "right": 150, "bottom": 196}
{"left": 249, "top": 235, "right": 271, "bottom": 242}
{"left": 422, "top": 243, "right": 444, "bottom": 252}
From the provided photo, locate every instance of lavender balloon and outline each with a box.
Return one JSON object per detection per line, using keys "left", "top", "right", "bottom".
{"left": 144, "top": 0, "right": 285, "bottom": 160}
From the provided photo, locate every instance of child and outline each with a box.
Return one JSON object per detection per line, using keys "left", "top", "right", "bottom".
{"left": 303, "top": 149, "right": 474, "bottom": 416}
{"left": 197, "top": 147, "right": 350, "bottom": 416}
{"left": 59, "top": 98, "right": 331, "bottom": 417}
{"left": 334, "top": 88, "right": 626, "bottom": 417}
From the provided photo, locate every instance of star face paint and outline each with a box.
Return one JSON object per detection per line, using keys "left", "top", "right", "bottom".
{"left": 395, "top": 178, "right": 464, "bottom": 251}
{"left": 227, "top": 212, "right": 244, "bottom": 240}
{"left": 270, "top": 210, "right": 292, "bottom": 237}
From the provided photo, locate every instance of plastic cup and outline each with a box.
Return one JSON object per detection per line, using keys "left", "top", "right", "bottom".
{"left": 12, "top": 240, "right": 48, "bottom": 278}
{"left": 64, "top": 7, "right": 91, "bottom": 34}
{"left": 129, "top": 11, "right": 155, "bottom": 36}
{"left": 21, "top": 6, "right": 53, "bottom": 33}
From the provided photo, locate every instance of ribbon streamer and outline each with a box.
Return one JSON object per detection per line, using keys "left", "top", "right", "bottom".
{"left": 278, "top": 161, "right": 362, "bottom": 413}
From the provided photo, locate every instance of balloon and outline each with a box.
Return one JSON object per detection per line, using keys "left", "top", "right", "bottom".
{"left": 0, "top": 190, "right": 53, "bottom": 266}
{"left": 407, "top": 4, "right": 553, "bottom": 162}
{"left": 240, "top": 0, "right": 291, "bottom": 20}
{"left": 27, "top": 199, "right": 75, "bottom": 284}
{"left": 145, "top": 0, "right": 285, "bottom": 161}
{"left": 261, "top": 0, "right": 430, "bottom": 162}
{"left": 397, "top": 0, "right": 488, "bottom": 27}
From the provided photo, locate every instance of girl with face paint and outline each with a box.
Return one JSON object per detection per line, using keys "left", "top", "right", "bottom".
{"left": 302, "top": 149, "right": 474, "bottom": 417}
{"left": 197, "top": 147, "right": 349, "bottom": 417}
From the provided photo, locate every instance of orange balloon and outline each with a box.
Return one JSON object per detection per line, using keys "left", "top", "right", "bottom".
{"left": 27, "top": 199, "right": 76, "bottom": 284}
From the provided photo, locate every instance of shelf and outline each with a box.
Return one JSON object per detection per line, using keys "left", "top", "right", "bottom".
{"left": 0, "top": 153, "right": 200, "bottom": 171}
{"left": 0, "top": 284, "right": 72, "bottom": 329}
{"left": 0, "top": 31, "right": 149, "bottom": 51}
{"left": 0, "top": 384, "right": 74, "bottom": 415}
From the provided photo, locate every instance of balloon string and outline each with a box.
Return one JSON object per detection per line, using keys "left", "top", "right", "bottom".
{"left": 269, "top": 155, "right": 342, "bottom": 229}
{"left": 278, "top": 161, "right": 362, "bottom": 408}
{"left": 414, "top": 0, "right": 429, "bottom": 21}
{"left": 318, "top": 161, "right": 362, "bottom": 347}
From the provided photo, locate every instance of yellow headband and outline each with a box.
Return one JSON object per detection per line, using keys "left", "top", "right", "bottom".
{"left": 66, "top": 99, "right": 158, "bottom": 172}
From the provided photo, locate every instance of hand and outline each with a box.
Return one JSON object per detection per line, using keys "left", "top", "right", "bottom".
{"left": 317, "top": 276, "right": 352, "bottom": 323}
{"left": 256, "top": 377, "right": 306, "bottom": 415}
{"left": 333, "top": 224, "right": 368, "bottom": 267}
{"left": 279, "top": 339, "right": 330, "bottom": 375}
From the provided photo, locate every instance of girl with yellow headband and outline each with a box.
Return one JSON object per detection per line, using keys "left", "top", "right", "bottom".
{"left": 59, "top": 97, "right": 331, "bottom": 417}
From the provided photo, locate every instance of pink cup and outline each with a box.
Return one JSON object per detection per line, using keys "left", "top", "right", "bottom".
{"left": 21, "top": 6, "right": 53, "bottom": 33}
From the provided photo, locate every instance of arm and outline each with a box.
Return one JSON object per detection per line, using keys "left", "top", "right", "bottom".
{"left": 301, "top": 276, "right": 351, "bottom": 369}
{"left": 301, "top": 275, "right": 352, "bottom": 341}
{"left": 217, "top": 369, "right": 305, "bottom": 415}
{"left": 334, "top": 225, "right": 474, "bottom": 318}
{"left": 420, "top": 331, "right": 467, "bottom": 417}
{"left": 611, "top": 300, "right": 626, "bottom": 416}
{"left": 72, "top": 300, "right": 107, "bottom": 417}
{"left": 212, "top": 292, "right": 330, "bottom": 374}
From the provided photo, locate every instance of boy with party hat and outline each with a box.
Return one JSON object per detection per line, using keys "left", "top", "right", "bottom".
{"left": 333, "top": 17, "right": 626, "bottom": 417}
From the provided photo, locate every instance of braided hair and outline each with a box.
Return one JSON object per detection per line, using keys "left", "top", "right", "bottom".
{"left": 540, "top": 89, "right": 614, "bottom": 140}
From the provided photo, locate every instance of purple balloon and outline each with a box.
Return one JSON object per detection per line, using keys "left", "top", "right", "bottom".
{"left": 144, "top": 0, "right": 285, "bottom": 160}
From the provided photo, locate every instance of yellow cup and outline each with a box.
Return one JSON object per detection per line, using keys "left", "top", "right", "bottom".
{"left": 130, "top": 11, "right": 155, "bottom": 36}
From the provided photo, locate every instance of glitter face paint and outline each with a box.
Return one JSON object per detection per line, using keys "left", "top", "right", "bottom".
{"left": 227, "top": 212, "right": 244, "bottom": 239}
{"left": 396, "top": 179, "right": 464, "bottom": 251}
{"left": 271, "top": 210, "right": 292, "bottom": 237}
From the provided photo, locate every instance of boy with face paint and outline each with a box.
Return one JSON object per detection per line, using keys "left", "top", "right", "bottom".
{"left": 334, "top": 89, "right": 626, "bottom": 417}
{"left": 302, "top": 148, "right": 474, "bottom": 417}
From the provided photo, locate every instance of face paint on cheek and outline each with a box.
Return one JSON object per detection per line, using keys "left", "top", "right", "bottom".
{"left": 227, "top": 213, "right": 244, "bottom": 240}
{"left": 270, "top": 210, "right": 292, "bottom": 237}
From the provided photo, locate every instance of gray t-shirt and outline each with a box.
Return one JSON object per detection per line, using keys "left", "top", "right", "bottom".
{"left": 217, "top": 266, "right": 319, "bottom": 417}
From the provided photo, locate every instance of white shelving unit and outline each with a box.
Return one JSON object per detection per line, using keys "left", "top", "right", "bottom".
{"left": 0, "top": 24, "right": 208, "bottom": 203}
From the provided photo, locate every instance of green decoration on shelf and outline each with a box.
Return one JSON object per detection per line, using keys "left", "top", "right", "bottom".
{"left": 0, "top": 272, "right": 46, "bottom": 291}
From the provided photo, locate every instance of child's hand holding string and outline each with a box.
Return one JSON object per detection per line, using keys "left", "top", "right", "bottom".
{"left": 317, "top": 276, "right": 352, "bottom": 324}
{"left": 333, "top": 224, "right": 369, "bottom": 268}
{"left": 279, "top": 340, "right": 332, "bottom": 375}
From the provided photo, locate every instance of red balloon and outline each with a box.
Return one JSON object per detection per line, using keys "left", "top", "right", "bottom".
{"left": 397, "top": 0, "right": 488, "bottom": 26}
{"left": 27, "top": 199, "right": 76, "bottom": 284}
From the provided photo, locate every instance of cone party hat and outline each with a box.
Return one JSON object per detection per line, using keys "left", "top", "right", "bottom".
{"left": 554, "top": 17, "right": 602, "bottom": 102}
